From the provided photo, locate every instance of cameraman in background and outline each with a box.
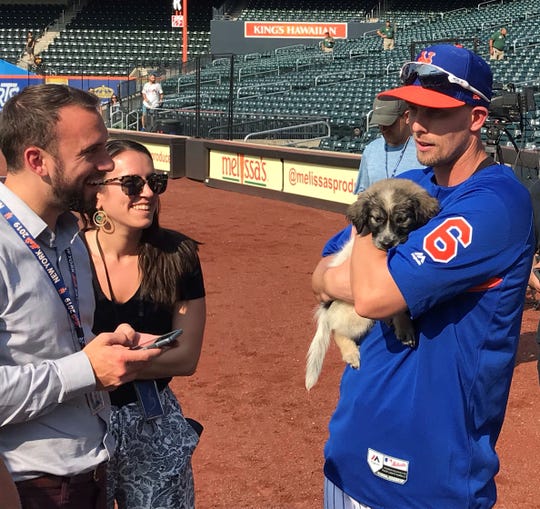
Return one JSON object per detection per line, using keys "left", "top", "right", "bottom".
{"left": 528, "top": 179, "right": 540, "bottom": 383}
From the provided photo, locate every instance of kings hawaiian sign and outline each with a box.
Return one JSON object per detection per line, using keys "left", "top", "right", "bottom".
{"left": 244, "top": 22, "right": 347, "bottom": 39}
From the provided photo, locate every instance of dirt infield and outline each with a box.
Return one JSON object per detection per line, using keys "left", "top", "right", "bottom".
{"left": 163, "top": 177, "right": 540, "bottom": 509}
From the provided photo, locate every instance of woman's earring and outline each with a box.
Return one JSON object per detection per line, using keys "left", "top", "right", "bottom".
{"left": 92, "top": 209, "right": 114, "bottom": 234}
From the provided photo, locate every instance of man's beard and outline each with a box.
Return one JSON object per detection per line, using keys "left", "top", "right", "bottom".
{"left": 50, "top": 157, "right": 97, "bottom": 213}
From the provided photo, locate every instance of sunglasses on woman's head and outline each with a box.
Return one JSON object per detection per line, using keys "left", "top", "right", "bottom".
{"left": 89, "top": 173, "right": 168, "bottom": 196}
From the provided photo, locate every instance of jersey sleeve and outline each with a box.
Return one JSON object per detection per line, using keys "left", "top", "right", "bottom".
{"left": 322, "top": 225, "right": 352, "bottom": 257}
{"left": 389, "top": 172, "right": 534, "bottom": 318}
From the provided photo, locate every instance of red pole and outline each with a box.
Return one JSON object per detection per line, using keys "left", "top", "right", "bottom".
{"left": 182, "top": 0, "right": 188, "bottom": 64}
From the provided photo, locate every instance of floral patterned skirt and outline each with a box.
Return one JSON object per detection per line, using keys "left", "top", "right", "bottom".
{"left": 107, "top": 386, "right": 200, "bottom": 509}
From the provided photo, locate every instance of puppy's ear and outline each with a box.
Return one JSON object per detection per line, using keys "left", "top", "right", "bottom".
{"left": 346, "top": 192, "right": 371, "bottom": 234}
{"left": 414, "top": 192, "right": 440, "bottom": 226}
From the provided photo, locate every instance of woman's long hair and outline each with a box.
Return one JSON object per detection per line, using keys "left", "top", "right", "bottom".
{"left": 82, "top": 138, "right": 201, "bottom": 308}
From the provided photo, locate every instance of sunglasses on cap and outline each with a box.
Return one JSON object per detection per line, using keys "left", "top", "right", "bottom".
{"left": 400, "top": 62, "right": 490, "bottom": 103}
{"left": 89, "top": 173, "right": 168, "bottom": 196}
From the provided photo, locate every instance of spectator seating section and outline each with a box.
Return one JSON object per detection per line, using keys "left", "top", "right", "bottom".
{"left": 1, "top": 0, "right": 540, "bottom": 153}
{"left": 0, "top": 4, "right": 63, "bottom": 62}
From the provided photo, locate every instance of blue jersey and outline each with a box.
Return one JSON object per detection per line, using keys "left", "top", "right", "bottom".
{"left": 322, "top": 224, "right": 353, "bottom": 257}
{"left": 323, "top": 165, "right": 534, "bottom": 508}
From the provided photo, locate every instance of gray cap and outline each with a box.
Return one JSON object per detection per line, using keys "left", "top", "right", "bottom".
{"left": 369, "top": 98, "right": 408, "bottom": 127}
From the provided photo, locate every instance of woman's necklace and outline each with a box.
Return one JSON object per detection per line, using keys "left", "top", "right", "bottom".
{"left": 95, "top": 230, "right": 117, "bottom": 303}
{"left": 385, "top": 137, "right": 410, "bottom": 178}
{"left": 94, "top": 230, "right": 145, "bottom": 320}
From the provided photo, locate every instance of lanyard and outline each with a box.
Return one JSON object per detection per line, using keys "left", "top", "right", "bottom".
{"left": 385, "top": 137, "right": 410, "bottom": 179}
{"left": 0, "top": 199, "right": 86, "bottom": 349}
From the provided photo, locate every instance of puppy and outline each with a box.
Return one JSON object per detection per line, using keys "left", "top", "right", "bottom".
{"left": 305, "top": 178, "right": 439, "bottom": 390}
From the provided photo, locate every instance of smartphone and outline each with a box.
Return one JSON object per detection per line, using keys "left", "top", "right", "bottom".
{"left": 132, "top": 329, "right": 183, "bottom": 350}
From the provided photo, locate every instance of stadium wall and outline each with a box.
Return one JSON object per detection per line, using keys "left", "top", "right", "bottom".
{"left": 108, "top": 129, "right": 361, "bottom": 213}
{"left": 107, "top": 130, "right": 540, "bottom": 210}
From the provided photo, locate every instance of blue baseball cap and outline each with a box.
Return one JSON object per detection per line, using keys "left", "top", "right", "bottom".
{"left": 379, "top": 44, "right": 493, "bottom": 108}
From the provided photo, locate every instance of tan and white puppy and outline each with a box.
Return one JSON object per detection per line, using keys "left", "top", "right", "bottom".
{"left": 305, "top": 178, "right": 439, "bottom": 390}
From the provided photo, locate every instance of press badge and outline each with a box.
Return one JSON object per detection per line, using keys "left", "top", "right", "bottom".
{"left": 134, "top": 380, "right": 164, "bottom": 420}
{"left": 86, "top": 391, "right": 106, "bottom": 415}
{"left": 367, "top": 448, "right": 409, "bottom": 484}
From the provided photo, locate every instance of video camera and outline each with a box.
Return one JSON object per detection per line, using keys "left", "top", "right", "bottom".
{"left": 488, "top": 83, "right": 536, "bottom": 123}
{"left": 484, "top": 84, "right": 537, "bottom": 150}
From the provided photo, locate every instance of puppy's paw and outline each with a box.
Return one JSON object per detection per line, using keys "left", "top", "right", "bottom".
{"left": 396, "top": 330, "right": 417, "bottom": 348}
{"left": 335, "top": 334, "right": 361, "bottom": 369}
{"left": 392, "top": 313, "right": 417, "bottom": 348}
{"left": 342, "top": 350, "right": 360, "bottom": 370}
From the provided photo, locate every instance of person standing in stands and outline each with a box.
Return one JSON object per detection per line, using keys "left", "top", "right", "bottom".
{"left": 24, "top": 31, "right": 35, "bottom": 60}
{"left": 489, "top": 27, "right": 507, "bottom": 60}
{"left": 0, "top": 83, "right": 163, "bottom": 509}
{"left": 82, "top": 139, "right": 206, "bottom": 509}
{"left": 313, "top": 44, "right": 533, "bottom": 509}
{"left": 353, "top": 97, "right": 424, "bottom": 194}
{"left": 106, "top": 94, "right": 123, "bottom": 128}
{"left": 377, "top": 20, "right": 395, "bottom": 51}
{"left": 109, "top": 94, "right": 121, "bottom": 113}
{"left": 141, "top": 73, "right": 163, "bottom": 131}
{"left": 320, "top": 31, "right": 335, "bottom": 53}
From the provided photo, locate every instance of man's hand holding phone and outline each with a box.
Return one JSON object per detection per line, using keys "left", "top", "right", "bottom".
{"left": 84, "top": 324, "right": 168, "bottom": 391}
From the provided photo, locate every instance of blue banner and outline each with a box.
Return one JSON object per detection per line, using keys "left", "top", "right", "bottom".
{"left": 0, "top": 59, "right": 41, "bottom": 110}
{"left": 0, "top": 59, "right": 135, "bottom": 110}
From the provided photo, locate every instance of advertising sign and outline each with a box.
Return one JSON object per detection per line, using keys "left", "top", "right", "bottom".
{"left": 0, "top": 59, "right": 40, "bottom": 111}
{"left": 171, "top": 15, "right": 184, "bottom": 28}
{"left": 283, "top": 161, "right": 356, "bottom": 204}
{"left": 244, "top": 22, "right": 347, "bottom": 39}
{"left": 209, "top": 150, "right": 283, "bottom": 190}
{"left": 142, "top": 142, "right": 171, "bottom": 172}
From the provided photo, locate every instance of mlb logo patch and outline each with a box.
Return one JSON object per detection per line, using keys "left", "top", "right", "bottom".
{"left": 367, "top": 448, "right": 409, "bottom": 485}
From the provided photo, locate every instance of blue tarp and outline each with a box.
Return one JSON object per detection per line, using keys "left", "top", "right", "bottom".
{"left": 0, "top": 59, "right": 40, "bottom": 110}
{"left": 0, "top": 59, "right": 135, "bottom": 111}
{"left": 0, "top": 59, "right": 34, "bottom": 76}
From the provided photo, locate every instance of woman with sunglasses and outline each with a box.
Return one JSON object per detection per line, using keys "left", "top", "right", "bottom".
{"left": 81, "top": 139, "right": 206, "bottom": 509}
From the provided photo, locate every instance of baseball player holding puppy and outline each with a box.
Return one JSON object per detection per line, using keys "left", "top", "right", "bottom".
{"left": 312, "top": 44, "right": 534, "bottom": 509}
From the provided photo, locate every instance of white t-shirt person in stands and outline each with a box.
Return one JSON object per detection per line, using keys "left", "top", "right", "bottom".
{"left": 141, "top": 73, "right": 163, "bottom": 130}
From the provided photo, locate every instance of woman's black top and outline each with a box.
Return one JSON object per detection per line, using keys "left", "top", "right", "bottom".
{"left": 85, "top": 234, "right": 205, "bottom": 406}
